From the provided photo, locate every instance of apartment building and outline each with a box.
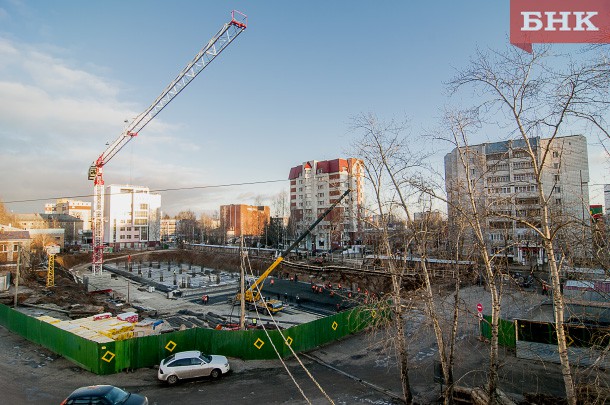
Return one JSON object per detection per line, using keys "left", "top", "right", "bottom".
{"left": 219, "top": 204, "right": 270, "bottom": 240}
{"left": 288, "top": 158, "right": 364, "bottom": 251}
{"left": 445, "top": 135, "right": 589, "bottom": 264}
{"left": 104, "top": 185, "right": 161, "bottom": 249}
{"left": 160, "top": 218, "right": 177, "bottom": 242}
{"left": 45, "top": 199, "right": 92, "bottom": 231}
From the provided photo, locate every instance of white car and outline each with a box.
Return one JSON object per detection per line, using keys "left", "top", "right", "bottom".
{"left": 158, "top": 350, "right": 230, "bottom": 385}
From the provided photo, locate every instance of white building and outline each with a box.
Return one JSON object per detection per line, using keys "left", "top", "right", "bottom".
{"left": 45, "top": 199, "right": 92, "bottom": 231}
{"left": 288, "top": 158, "right": 364, "bottom": 251}
{"left": 445, "top": 135, "right": 590, "bottom": 263}
{"left": 104, "top": 185, "right": 161, "bottom": 249}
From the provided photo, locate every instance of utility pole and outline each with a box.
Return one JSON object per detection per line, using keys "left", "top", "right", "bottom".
{"left": 13, "top": 244, "right": 21, "bottom": 307}
{"left": 239, "top": 236, "right": 246, "bottom": 330}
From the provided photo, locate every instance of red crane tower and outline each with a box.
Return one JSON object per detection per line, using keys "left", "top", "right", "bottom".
{"left": 88, "top": 11, "right": 247, "bottom": 275}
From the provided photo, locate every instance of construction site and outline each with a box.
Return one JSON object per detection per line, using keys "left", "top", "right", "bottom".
{"left": 4, "top": 247, "right": 383, "bottom": 331}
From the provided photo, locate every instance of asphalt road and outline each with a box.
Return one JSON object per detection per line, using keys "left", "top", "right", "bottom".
{"left": 0, "top": 322, "right": 403, "bottom": 405}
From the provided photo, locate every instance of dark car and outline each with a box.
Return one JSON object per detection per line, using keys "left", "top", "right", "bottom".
{"left": 61, "top": 385, "right": 148, "bottom": 405}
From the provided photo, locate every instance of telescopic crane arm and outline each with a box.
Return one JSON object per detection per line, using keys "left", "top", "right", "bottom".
{"left": 244, "top": 188, "right": 352, "bottom": 303}
{"left": 89, "top": 11, "right": 247, "bottom": 275}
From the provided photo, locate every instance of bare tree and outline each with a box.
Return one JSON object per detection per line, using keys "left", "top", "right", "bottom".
{"left": 438, "top": 109, "right": 505, "bottom": 403}
{"left": 0, "top": 201, "right": 15, "bottom": 226}
{"left": 448, "top": 45, "right": 610, "bottom": 405}
{"left": 350, "top": 113, "right": 461, "bottom": 404}
{"left": 350, "top": 115, "right": 413, "bottom": 403}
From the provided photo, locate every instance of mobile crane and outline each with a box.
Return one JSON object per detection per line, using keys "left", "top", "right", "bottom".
{"left": 88, "top": 11, "right": 246, "bottom": 275}
{"left": 235, "top": 189, "right": 352, "bottom": 314}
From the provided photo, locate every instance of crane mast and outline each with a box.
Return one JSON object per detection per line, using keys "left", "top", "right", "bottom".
{"left": 89, "top": 11, "right": 246, "bottom": 275}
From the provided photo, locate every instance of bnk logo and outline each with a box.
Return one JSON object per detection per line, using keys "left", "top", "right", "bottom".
{"left": 510, "top": 0, "right": 610, "bottom": 52}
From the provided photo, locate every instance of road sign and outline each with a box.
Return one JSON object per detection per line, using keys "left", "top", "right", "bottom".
{"left": 477, "top": 303, "right": 483, "bottom": 313}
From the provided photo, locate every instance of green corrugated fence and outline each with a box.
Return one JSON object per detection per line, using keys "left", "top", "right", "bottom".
{"left": 479, "top": 315, "right": 516, "bottom": 348}
{"left": 0, "top": 304, "right": 384, "bottom": 375}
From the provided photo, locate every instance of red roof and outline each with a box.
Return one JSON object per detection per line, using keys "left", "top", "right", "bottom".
{"left": 288, "top": 165, "right": 303, "bottom": 180}
{"left": 288, "top": 159, "right": 351, "bottom": 179}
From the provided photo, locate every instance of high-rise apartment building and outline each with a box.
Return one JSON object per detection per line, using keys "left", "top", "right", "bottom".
{"left": 104, "top": 185, "right": 161, "bottom": 249}
{"left": 220, "top": 205, "right": 270, "bottom": 240}
{"left": 288, "top": 158, "right": 364, "bottom": 251}
{"left": 445, "top": 135, "right": 589, "bottom": 263}
{"left": 45, "top": 199, "right": 92, "bottom": 231}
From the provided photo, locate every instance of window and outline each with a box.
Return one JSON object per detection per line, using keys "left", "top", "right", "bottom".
{"left": 317, "top": 193, "right": 324, "bottom": 197}
{"left": 553, "top": 163, "right": 560, "bottom": 169}
{"left": 169, "top": 358, "right": 192, "bottom": 367}
{"left": 552, "top": 151, "right": 559, "bottom": 158}
{"left": 513, "top": 150, "right": 529, "bottom": 158}
{"left": 513, "top": 161, "right": 534, "bottom": 170}
{"left": 555, "top": 187, "right": 561, "bottom": 193}
{"left": 555, "top": 198, "right": 562, "bottom": 205}
{"left": 554, "top": 174, "right": 560, "bottom": 182}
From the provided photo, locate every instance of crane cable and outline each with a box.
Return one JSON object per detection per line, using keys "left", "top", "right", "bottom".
{"left": 244, "top": 254, "right": 335, "bottom": 405}
{"left": 243, "top": 254, "right": 311, "bottom": 404}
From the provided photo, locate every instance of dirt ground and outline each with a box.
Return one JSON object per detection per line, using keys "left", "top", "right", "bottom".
{"left": 3, "top": 251, "right": 610, "bottom": 403}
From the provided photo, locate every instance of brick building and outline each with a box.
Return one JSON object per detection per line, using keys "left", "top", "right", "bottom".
{"left": 220, "top": 205, "right": 270, "bottom": 241}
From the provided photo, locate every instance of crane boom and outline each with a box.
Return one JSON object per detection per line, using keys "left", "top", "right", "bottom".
{"left": 89, "top": 11, "right": 247, "bottom": 275}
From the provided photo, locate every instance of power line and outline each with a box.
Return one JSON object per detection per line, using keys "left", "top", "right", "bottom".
{"left": 3, "top": 179, "right": 287, "bottom": 204}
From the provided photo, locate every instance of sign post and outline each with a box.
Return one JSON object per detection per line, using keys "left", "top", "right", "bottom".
{"left": 477, "top": 303, "right": 483, "bottom": 338}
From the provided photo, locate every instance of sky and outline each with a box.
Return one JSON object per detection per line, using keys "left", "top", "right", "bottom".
{"left": 0, "top": 1, "right": 608, "bottom": 217}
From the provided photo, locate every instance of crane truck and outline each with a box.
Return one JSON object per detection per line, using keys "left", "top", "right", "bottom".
{"left": 235, "top": 189, "right": 352, "bottom": 314}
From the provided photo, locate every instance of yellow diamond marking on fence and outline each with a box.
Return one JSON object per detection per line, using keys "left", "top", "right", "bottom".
{"left": 332, "top": 321, "right": 338, "bottom": 331}
{"left": 254, "top": 338, "right": 265, "bottom": 350}
{"left": 371, "top": 310, "right": 377, "bottom": 318}
{"left": 285, "top": 336, "right": 293, "bottom": 346}
{"left": 101, "top": 351, "right": 115, "bottom": 363}
{"left": 165, "top": 340, "right": 177, "bottom": 352}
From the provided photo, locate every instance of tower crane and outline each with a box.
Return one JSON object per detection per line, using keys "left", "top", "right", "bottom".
{"left": 88, "top": 11, "right": 247, "bottom": 275}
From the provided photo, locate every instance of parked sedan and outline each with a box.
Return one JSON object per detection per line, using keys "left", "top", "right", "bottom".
{"left": 61, "top": 385, "right": 148, "bottom": 405}
{"left": 158, "top": 350, "right": 231, "bottom": 385}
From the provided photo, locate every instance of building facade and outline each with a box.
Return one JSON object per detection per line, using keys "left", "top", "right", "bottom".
{"left": 45, "top": 199, "right": 92, "bottom": 231}
{"left": 288, "top": 158, "right": 364, "bottom": 251}
{"left": 219, "top": 205, "right": 270, "bottom": 241}
{"left": 445, "top": 135, "right": 590, "bottom": 263}
{"left": 160, "top": 218, "right": 177, "bottom": 242}
{"left": 104, "top": 185, "right": 161, "bottom": 249}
